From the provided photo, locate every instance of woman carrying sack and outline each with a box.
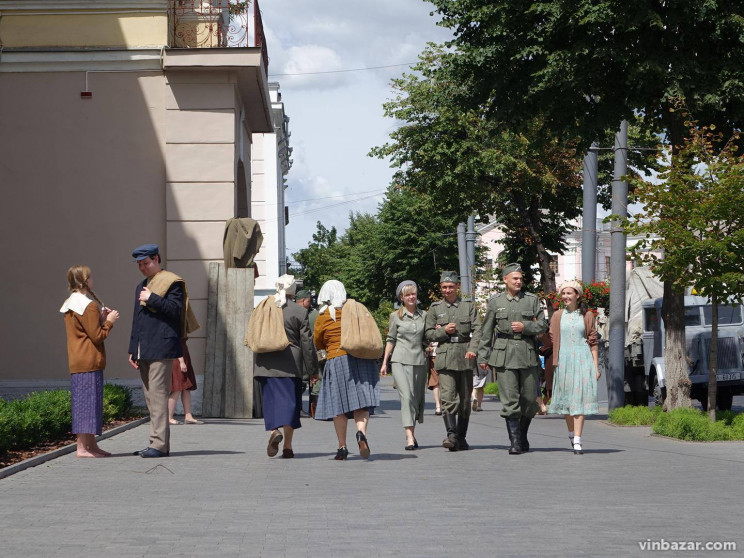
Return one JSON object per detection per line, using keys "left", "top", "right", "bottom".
{"left": 313, "top": 280, "right": 380, "bottom": 460}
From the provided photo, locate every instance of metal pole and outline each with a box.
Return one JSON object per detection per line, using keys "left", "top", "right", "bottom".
{"left": 608, "top": 121, "right": 628, "bottom": 411}
{"left": 582, "top": 144, "right": 598, "bottom": 283}
{"left": 466, "top": 215, "right": 476, "bottom": 297}
{"left": 457, "top": 222, "right": 470, "bottom": 296}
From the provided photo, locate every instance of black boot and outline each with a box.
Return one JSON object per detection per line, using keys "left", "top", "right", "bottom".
{"left": 519, "top": 416, "right": 532, "bottom": 452}
{"left": 505, "top": 417, "right": 523, "bottom": 455}
{"left": 442, "top": 413, "right": 458, "bottom": 451}
{"left": 456, "top": 416, "right": 470, "bottom": 450}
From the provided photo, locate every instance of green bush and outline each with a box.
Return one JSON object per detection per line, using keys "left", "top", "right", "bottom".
{"left": 484, "top": 382, "right": 499, "bottom": 396}
{"left": 608, "top": 404, "right": 662, "bottom": 426}
{"left": 0, "top": 383, "right": 135, "bottom": 456}
{"left": 652, "top": 407, "right": 744, "bottom": 441}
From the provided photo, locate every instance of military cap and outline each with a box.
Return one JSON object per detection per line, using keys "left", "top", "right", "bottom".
{"left": 295, "top": 289, "right": 312, "bottom": 300}
{"left": 132, "top": 243, "right": 159, "bottom": 262}
{"left": 501, "top": 263, "right": 522, "bottom": 278}
{"left": 440, "top": 270, "right": 459, "bottom": 284}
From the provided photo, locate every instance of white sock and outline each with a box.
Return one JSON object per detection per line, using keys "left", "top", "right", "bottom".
{"left": 574, "top": 436, "right": 582, "bottom": 446}
{"left": 568, "top": 431, "right": 575, "bottom": 440}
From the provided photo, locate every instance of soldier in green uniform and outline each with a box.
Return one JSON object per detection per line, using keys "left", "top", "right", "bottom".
{"left": 425, "top": 271, "right": 482, "bottom": 451}
{"left": 478, "top": 263, "right": 547, "bottom": 455}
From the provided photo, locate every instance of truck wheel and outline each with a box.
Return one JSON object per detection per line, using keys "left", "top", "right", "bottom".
{"left": 651, "top": 373, "right": 666, "bottom": 408}
{"left": 717, "top": 389, "right": 734, "bottom": 411}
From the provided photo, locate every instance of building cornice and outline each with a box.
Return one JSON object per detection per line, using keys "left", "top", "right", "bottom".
{"left": 0, "top": 0, "right": 168, "bottom": 13}
{"left": 0, "top": 49, "right": 164, "bottom": 72}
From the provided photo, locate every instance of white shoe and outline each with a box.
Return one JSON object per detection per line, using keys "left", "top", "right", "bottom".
{"left": 573, "top": 443, "right": 583, "bottom": 455}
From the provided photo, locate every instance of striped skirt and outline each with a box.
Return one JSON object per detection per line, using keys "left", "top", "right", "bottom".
{"left": 70, "top": 370, "right": 104, "bottom": 435}
{"left": 315, "top": 354, "right": 380, "bottom": 421}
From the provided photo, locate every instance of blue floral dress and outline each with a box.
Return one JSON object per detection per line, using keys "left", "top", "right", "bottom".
{"left": 548, "top": 310, "right": 598, "bottom": 416}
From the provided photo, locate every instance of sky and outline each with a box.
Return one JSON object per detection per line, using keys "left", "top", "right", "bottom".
{"left": 258, "top": 1, "right": 454, "bottom": 262}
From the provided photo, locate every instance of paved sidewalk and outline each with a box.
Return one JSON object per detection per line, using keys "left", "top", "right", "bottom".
{"left": 2, "top": 377, "right": 742, "bottom": 558}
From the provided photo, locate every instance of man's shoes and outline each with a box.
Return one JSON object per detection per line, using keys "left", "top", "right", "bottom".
{"left": 140, "top": 447, "right": 169, "bottom": 458}
{"left": 267, "top": 430, "right": 283, "bottom": 457}
{"left": 132, "top": 447, "right": 149, "bottom": 456}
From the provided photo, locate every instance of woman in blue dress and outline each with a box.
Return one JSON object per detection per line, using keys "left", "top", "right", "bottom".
{"left": 548, "top": 281, "right": 600, "bottom": 454}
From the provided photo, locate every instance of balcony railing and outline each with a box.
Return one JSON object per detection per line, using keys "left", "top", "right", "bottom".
{"left": 169, "top": 0, "right": 268, "bottom": 68}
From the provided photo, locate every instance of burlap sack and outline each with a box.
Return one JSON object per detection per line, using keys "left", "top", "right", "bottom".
{"left": 340, "top": 299, "right": 383, "bottom": 360}
{"left": 244, "top": 295, "right": 289, "bottom": 353}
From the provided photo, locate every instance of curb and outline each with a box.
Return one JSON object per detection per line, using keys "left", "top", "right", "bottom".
{"left": 0, "top": 417, "right": 150, "bottom": 480}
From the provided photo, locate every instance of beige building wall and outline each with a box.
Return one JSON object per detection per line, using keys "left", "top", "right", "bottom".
{"left": 164, "top": 70, "right": 243, "bottom": 376}
{"left": 0, "top": 70, "right": 168, "bottom": 380}
{"left": 0, "top": 1, "right": 169, "bottom": 48}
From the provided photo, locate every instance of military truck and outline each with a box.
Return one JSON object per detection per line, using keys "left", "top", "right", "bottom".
{"left": 624, "top": 268, "right": 744, "bottom": 409}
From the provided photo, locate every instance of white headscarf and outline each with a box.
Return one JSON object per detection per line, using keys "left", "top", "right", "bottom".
{"left": 275, "top": 274, "right": 297, "bottom": 307}
{"left": 317, "top": 280, "right": 347, "bottom": 321}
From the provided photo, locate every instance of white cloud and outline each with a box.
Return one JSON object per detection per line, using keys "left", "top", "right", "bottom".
{"left": 279, "top": 44, "right": 348, "bottom": 90}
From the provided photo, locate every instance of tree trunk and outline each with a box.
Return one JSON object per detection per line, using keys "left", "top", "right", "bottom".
{"left": 660, "top": 108, "right": 692, "bottom": 411}
{"left": 707, "top": 294, "right": 718, "bottom": 421}
{"left": 661, "top": 281, "right": 691, "bottom": 410}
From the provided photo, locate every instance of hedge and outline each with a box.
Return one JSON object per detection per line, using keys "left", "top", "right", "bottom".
{"left": 0, "top": 384, "right": 134, "bottom": 455}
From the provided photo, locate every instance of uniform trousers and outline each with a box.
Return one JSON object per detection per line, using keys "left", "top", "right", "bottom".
{"left": 438, "top": 369, "right": 474, "bottom": 417}
{"left": 139, "top": 359, "right": 173, "bottom": 452}
{"left": 495, "top": 366, "right": 539, "bottom": 418}
{"left": 391, "top": 362, "right": 427, "bottom": 427}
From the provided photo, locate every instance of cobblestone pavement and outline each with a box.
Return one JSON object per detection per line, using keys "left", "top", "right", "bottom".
{"left": 2, "top": 377, "right": 742, "bottom": 558}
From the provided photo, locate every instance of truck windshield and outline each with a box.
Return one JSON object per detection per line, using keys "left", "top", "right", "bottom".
{"left": 702, "top": 305, "right": 743, "bottom": 326}
{"left": 685, "top": 306, "right": 701, "bottom": 327}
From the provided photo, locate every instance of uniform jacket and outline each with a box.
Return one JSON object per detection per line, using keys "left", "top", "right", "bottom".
{"left": 386, "top": 308, "right": 427, "bottom": 365}
{"left": 128, "top": 277, "right": 184, "bottom": 360}
{"left": 254, "top": 299, "right": 319, "bottom": 380}
{"left": 478, "top": 290, "right": 547, "bottom": 370}
{"left": 424, "top": 297, "right": 482, "bottom": 371}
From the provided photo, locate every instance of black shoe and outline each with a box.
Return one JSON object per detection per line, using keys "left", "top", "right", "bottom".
{"left": 140, "top": 447, "right": 169, "bottom": 458}
{"left": 405, "top": 444, "right": 416, "bottom": 451}
{"left": 132, "top": 447, "right": 149, "bottom": 456}
{"left": 356, "top": 431, "right": 371, "bottom": 459}
{"left": 334, "top": 447, "right": 349, "bottom": 460}
{"left": 505, "top": 417, "right": 523, "bottom": 455}
{"left": 442, "top": 414, "right": 458, "bottom": 451}
{"left": 519, "top": 416, "right": 532, "bottom": 452}
{"left": 456, "top": 416, "right": 470, "bottom": 450}
{"left": 413, "top": 437, "right": 419, "bottom": 449}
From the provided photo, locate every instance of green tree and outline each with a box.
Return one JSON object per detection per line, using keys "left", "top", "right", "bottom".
{"left": 427, "top": 0, "right": 744, "bottom": 409}
{"left": 371, "top": 46, "right": 585, "bottom": 295}
{"left": 626, "top": 122, "right": 744, "bottom": 417}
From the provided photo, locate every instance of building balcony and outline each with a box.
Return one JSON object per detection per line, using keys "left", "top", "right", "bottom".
{"left": 170, "top": 0, "right": 268, "bottom": 68}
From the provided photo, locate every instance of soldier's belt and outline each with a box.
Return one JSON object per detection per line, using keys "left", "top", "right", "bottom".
{"left": 498, "top": 333, "right": 533, "bottom": 340}
{"left": 447, "top": 336, "right": 470, "bottom": 343}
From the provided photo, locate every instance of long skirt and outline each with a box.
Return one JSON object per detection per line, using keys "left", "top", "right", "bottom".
{"left": 258, "top": 376, "right": 302, "bottom": 431}
{"left": 391, "top": 362, "right": 426, "bottom": 427}
{"left": 315, "top": 354, "right": 380, "bottom": 421}
{"left": 70, "top": 370, "right": 104, "bottom": 435}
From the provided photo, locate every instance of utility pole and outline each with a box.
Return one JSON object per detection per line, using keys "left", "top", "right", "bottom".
{"left": 457, "top": 222, "right": 470, "bottom": 296}
{"left": 582, "top": 143, "right": 598, "bottom": 283}
{"left": 466, "top": 215, "right": 476, "bottom": 297}
{"left": 608, "top": 121, "right": 628, "bottom": 411}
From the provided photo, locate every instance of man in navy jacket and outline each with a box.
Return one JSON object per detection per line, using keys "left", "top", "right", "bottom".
{"left": 128, "top": 244, "right": 184, "bottom": 458}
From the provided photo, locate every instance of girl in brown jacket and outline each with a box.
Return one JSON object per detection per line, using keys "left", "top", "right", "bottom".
{"left": 60, "top": 266, "right": 119, "bottom": 457}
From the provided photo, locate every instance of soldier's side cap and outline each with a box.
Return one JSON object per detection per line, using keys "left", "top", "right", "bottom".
{"left": 440, "top": 270, "right": 460, "bottom": 284}
{"left": 501, "top": 263, "right": 522, "bottom": 278}
{"left": 132, "top": 243, "right": 159, "bottom": 262}
{"left": 295, "top": 289, "right": 312, "bottom": 300}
